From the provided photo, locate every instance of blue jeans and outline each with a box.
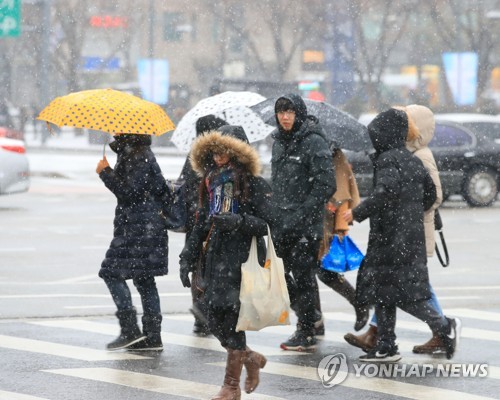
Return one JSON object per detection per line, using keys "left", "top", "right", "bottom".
{"left": 369, "top": 285, "right": 443, "bottom": 327}
{"left": 103, "top": 275, "right": 161, "bottom": 315}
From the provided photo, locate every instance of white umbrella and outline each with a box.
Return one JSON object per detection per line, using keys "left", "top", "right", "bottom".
{"left": 171, "top": 91, "right": 273, "bottom": 151}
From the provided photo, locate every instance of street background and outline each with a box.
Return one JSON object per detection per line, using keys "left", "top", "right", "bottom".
{"left": 0, "top": 128, "right": 499, "bottom": 399}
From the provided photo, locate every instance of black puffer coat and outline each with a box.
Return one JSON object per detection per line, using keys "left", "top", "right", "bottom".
{"left": 270, "top": 94, "right": 335, "bottom": 244}
{"left": 353, "top": 109, "right": 436, "bottom": 306}
{"left": 179, "top": 126, "right": 273, "bottom": 308}
{"left": 99, "top": 134, "right": 169, "bottom": 280}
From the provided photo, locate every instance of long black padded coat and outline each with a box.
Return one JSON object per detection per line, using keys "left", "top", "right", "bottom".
{"left": 98, "top": 134, "right": 169, "bottom": 280}
{"left": 353, "top": 109, "right": 436, "bottom": 306}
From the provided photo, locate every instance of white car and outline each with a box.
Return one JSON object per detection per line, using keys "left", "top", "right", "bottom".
{"left": 0, "top": 137, "right": 30, "bottom": 195}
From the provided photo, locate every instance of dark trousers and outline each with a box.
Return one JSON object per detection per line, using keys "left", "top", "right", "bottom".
{"left": 103, "top": 275, "right": 161, "bottom": 315}
{"left": 207, "top": 305, "right": 246, "bottom": 350}
{"left": 280, "top": 238, "right": 321, "bottom": 335}
{"left": 375, "top": 299, "right": 449, "bottom": 348}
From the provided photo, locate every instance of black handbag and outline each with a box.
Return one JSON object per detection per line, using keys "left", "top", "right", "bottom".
{"left": 162, "top": 179, "right": 188, "bottom": 232}
{"left": 434, "top": 209, "right": 449, "bottom": 267}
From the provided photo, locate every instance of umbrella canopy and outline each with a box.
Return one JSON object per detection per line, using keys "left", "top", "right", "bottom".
{"left": 37, "top": 88, "right": 175, "bottom": 136}
{"left": 171, "top": 91, "right": 273, "bottom": 151}
{"left": 251, "top": 97, "right": 372, "bottom": 152}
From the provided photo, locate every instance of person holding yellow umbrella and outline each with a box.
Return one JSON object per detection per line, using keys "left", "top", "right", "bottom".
{"left": 38, "top": 89, "right": 176, "bottom": 350}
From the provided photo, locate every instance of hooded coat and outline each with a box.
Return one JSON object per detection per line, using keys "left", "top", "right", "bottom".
{"left": 179, "top": 126, "right": 273, "bottom": 308}
{"left": 99, "top": 134, "right": 169, "bottom": 280}
{"left": 405, "top": 105, "right": 443, "bottom": 256}
{"left": 353, "top": 108, "right": 437, "bottom": 306}
{"left": 270, "top": 94, "right": 335, "bottom": 244}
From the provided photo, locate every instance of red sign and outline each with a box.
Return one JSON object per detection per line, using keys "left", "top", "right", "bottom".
{"left": 89, "top": 16, "right": 128, "bottom": 28}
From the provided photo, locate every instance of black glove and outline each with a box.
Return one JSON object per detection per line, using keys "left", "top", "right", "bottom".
{"left": 179, "top": 259, "right": 192, "bottom": 288}
{"left": 213, "top": 212, "right": 243, "bottom": 232}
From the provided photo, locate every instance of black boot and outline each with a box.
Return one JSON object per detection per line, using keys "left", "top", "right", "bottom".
{"left": 128, "top": 313, "right": 163, "bottom": 351}
{"left": 321, "top": 273, "right": 369, "bottom": 331}
{"left": 107, "top": 308, "right": 146, "bottom": 350}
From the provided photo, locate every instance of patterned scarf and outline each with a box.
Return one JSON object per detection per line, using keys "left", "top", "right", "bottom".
{"left": 205, "top": 165, "right": 239, "bottom": 216}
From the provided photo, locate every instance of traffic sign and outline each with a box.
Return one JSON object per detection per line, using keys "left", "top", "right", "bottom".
{"left": 0, "top": 0, "right": 21, "bottom": 38}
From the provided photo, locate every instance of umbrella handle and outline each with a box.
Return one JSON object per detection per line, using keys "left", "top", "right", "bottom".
{"left": 103, "top": 143, "right": 106, "bottom": 158}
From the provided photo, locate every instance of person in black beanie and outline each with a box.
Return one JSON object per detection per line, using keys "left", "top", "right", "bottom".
{"left": 178, "top": 115, "right": 228, "bottom": 335}
{"left": 270, "top": 94, "right": 335, "bottom": 351}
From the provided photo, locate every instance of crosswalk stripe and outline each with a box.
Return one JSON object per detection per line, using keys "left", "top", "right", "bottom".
{"left": 0, "top": 334, "right": 150, "bottom": 361}
{"left": 324, "top": 312, "right": 500, "bottom": 342}
{"left": 0, "top": 391, "right": 49, "bottom": 400}
{"left": 29, "top": 320, "right": 303, "bottom": 357}
{"left": 446, "top": 308, "right": 500, "bottom": 322}
{"left": 210, "top": 361, "right": 496, "bottom": 400}
{"left": 44, "top": 367, "right": 285, "bottom": 400}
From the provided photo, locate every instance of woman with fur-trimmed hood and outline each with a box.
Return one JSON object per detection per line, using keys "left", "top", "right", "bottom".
{"left": 179, "top": 125, "right": 272, "bottom": 400}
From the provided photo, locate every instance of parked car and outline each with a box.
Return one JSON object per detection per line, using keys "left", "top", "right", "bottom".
{"left": 0, "top": 137, "right": 30, "bottom": 195}
{"left": 347, "top": 113, "right": 500, "bottom": 207}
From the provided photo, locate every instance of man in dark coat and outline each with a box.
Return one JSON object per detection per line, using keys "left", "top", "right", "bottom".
{"left": 270, "top": 94, "right": 335, "bottom": 351}
{"left": 344, "top": 108, "right": 461, "bottom": 361}
{"left": 96, "top": 134, "right": 168, "bottom": 351}
{"left": 179, "top": 125, "right": 273, "bottom": 399}
{"left": 178, "top": 114, "right": 228, "bottom": 335}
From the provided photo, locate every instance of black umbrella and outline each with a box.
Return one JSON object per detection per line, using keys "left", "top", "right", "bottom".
{"left": 251, "top": 97, "right": 372, "bottom": 152}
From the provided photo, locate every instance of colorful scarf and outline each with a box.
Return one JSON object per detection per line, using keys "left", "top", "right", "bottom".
{"left": 205, "top": 165, "right": 238, "bottom": 216}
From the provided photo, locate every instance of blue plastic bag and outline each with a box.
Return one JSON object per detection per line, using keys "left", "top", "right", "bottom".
{"left": 344, "top": 235, "right": 364, "bottom": 271}
{"left": 321, "top": 235, "right": 346, "bottom": 273}
{"left": 321, "top": 235, "right": 364, "bottom": 273}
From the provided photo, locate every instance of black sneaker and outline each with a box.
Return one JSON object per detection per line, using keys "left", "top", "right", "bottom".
{"left": 127, "top": 336, "right": 163, "bottom": 351}
{"left": 193, "top": 321, "right": 211, "bottom": 336}
{"left": 280, "top": 331, "right": 317, "bottom": 352}
{"left": 359, "top": 342, "right": 401, "bottom": 363}
{"left": 442, "top": 317, "right": 462, "bottom": 360}
{"left": 106, "top": 331, "right": 146, "bottom": 351}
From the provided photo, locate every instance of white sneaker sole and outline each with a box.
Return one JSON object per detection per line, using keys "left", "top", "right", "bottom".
{"left": 359, "top": 353, "right": 401, "bottom": 363}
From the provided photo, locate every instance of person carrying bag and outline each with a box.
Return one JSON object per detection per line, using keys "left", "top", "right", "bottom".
{"left": 178, "top": 125, "right": 274, "bottom": 399}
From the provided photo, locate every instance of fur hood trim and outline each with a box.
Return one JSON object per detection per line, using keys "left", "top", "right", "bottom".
{"left": 189, "top": 130, "right": 261, "bottom": 176}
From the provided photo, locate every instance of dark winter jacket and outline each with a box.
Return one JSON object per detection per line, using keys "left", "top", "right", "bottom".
{"left": 99, "top": 134, "right": 169, "bottom": 280}
{"left": 352, "top": 108, "right": 437, "bottom": 306}
{"left": 179, "top": 126, "right": 273, "bottom": 308}
{"left": 270, "top": 94, "right": 335, "bottom": 245}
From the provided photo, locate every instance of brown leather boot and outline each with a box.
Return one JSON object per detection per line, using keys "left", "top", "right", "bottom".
{"left": 243, "top": 347, "right": 267, "bottom": 394}
{"left": 211, "top": 349, "right": 245, "bottom": 400}
{"left": 412, "top": 334, "right": 446, "bottom": 354}
{"left": 344, "top": 325, "right": 377, "bottom": 352}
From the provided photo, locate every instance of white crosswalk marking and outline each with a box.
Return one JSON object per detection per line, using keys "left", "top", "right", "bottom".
{"left": 0, "top": 391, "right": 49, "bottom": 400}
{"left": 209, "top": 361, "right": 497, "bottom": 400}
{"left": 324, "top": 312, "right": 500, "bottom": 342}
{"left": 44, "top": 367, "right": 285, "bottom": 400}
{"left": 30, "top": 319, "right": 303, "bottom": 357}
{"left": 446, "top": 308, "right": 500, "bottom": 322}
{"left": 0, "top": 334, "right": 150, "bottom": 361}
{"left": 1, "top": 307, "right": 498, "bottom": 400}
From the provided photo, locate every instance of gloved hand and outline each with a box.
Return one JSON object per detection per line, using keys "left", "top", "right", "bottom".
{"left": 213, "top": 212, "right": 243, "bottom": 232}
{"left": 179, "top": 259, "right": 192, "bottom": 288}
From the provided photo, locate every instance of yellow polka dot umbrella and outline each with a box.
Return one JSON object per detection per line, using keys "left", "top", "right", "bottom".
{"left": 37, "top": 88, "right": 175, "bottom": 136}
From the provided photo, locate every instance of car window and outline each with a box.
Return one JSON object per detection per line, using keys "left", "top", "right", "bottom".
{"left": 462, "top": 122, "right": 500, "bottom": 142}
{"left": 430, "top": 124, "right": 474, "bottom": 148}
